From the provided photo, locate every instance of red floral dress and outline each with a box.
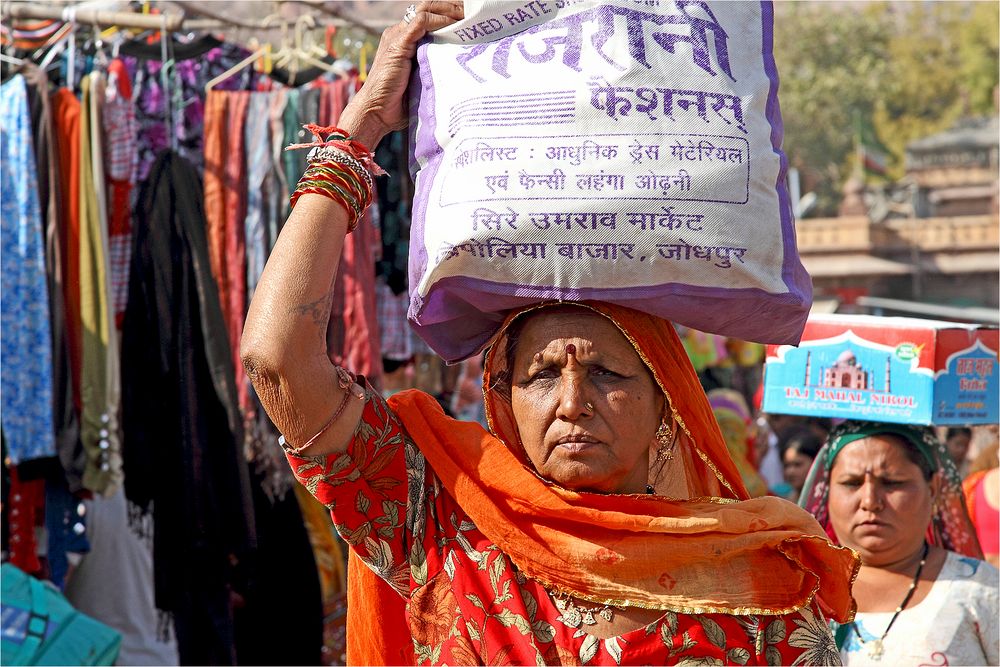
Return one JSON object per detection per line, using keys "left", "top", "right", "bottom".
{"left": 285, "top": 388, "right": 842, "bottom": 666}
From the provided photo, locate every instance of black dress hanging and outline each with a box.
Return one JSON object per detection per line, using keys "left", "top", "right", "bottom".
{"left": 121, "top": 149, "right": 256, "bottom": 665}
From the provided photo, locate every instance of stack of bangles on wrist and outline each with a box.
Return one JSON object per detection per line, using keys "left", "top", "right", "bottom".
{"left": 285, "top": 124, "right": 386, "bottom": 233}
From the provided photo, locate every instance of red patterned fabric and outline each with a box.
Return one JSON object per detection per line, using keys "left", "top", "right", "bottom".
{"left": 223, "top": 92, "right": 250, "bottom": 414}
{"left": 7, "top": 467, "right": 45, "bottom": 574}
{"left": 104, "top": 58, "right": 136, "bottom": 330}
{"left": 286, "top": 388, "right": 843, "bottom": 666}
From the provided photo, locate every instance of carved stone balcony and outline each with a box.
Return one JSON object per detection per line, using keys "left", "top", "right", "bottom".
{"left": 795, "top": 215, "right": 999, "bottom": 254}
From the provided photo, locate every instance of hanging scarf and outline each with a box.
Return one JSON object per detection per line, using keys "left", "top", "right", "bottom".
{"left": 799, "top": 420, "right": 983, "bottom": 558}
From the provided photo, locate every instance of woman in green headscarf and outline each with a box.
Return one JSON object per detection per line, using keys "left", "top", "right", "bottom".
{"left": 800, "top": 421, "right": 997, "bottom": 666}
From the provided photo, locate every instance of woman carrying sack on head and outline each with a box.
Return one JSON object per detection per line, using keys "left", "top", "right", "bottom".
{"left": 242, "top": 2, "right": 860, "bottom": 665}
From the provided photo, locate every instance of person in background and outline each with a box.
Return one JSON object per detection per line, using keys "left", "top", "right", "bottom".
{"left": 708, "top": 389, "right": 769, "bottom": 497}
{"left": 801, "top": 421, "right": 997, "bottom": 666}
{"left": 754, "top": 413, "right": 795, "bottom": 494}
{"left": 449, "top": 354, "right": 488, "bottom": 428}
{"left": 782, "top": 428, "right": 824, "bottom": 503}
{"left": 804, "top": 417, "right": 834, "bottom": 443}
{"left": 963, "top": 441, "right": 999, "bottom": 567}
{"left": 945, "top": 427, "right": 973, "bottom": 477}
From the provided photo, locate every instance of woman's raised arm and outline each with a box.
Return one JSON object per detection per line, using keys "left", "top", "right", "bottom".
{"left": 241, "top": 2, "right": 464, "bottom": 457}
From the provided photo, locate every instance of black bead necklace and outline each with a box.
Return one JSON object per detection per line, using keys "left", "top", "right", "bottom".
{"left": 850, "top": 541, "right": 929, "bottom": 661}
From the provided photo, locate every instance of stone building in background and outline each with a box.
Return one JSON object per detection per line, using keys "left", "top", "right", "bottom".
{"left": 796, "top": 115, "right": 999, "bottom": 321}
{"left": 907, "top": 116, "right": 999, "bottom": 218}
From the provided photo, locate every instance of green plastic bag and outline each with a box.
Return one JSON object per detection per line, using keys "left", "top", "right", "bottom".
{"left": 1, "top": 563, "right": 121, "bottom": 665}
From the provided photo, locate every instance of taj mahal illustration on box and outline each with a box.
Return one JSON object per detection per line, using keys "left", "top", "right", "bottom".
{"left": 805, "top": 350, "right": 891, "bottom": 393}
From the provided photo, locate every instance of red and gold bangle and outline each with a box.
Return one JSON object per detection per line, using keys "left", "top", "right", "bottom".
{"left": 286, "top": 124, "right": 384, "bottom": 233}
{"left": 307, "top": 164, "right": 371, "bottom": 206}
{"left": 290, "top": 158, "right": 377, "bottom": 230}
{"left": 290, "top": 178, "right": 363, "bottom": 227}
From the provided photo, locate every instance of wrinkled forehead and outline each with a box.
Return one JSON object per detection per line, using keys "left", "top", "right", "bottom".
{"left": 832, "top": 434, "right": 923, "bottom": 473}
{"left": 485, "top": 303, "right": 666, "bottom": 406}
{"left": 511, "top": 308, "right": 638, "bottom": 360}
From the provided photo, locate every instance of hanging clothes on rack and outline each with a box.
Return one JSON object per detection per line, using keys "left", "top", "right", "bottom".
{"left": 51, "top": 86, "right": 84, "bottom": 418}
{"left": 244, "top": 92, "right": 270, "bottom": 306}
{"left": 121, "top": 149, "right": 255, "bottom": 666}
{"left": 0, "top": 74, "right": 56, "bottom": 466}
{"left": 17, "top": 61, "right": 92, "bottom": 590}
{"left": 3, "top": 18, "right": 379, "bottom": 664}
{"left": 203, "top": 89, "right": 252, "bottom": 426}
{"left": 224, "top": 91, "right": 250, "bottom": 415}
{"left": 22, "top": 62, "right": 83, "bottom": 488}
{"left": 103, "top": 57, "right": 137, "bottom": 331}
{"left": 78, "top": 70, "right": 123, "bottom": 496}
{"left": 125, "top": 41, "right": 259, "bottom": 184}
{"left": 281, "top": 88, "right": 302, "bottom": 220}
{"left": 265, "top": 89, "right": 290, "bottom": 251}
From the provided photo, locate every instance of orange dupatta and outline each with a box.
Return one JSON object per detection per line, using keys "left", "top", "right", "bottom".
{"left": 347, "top": 302, "right": 858, "bottom": 665}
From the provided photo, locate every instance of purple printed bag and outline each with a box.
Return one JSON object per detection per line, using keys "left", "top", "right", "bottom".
{"left": 407, "top": 0, "right": 811, "bottom": 361}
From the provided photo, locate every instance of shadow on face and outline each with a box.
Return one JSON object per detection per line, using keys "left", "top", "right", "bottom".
{"left": 507, "top": 308, "right": 663, "bottom": 494}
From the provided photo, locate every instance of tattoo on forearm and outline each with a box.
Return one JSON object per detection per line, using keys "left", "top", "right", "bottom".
{"left": 295, "top": 293, "right": 334, "bottom": 342}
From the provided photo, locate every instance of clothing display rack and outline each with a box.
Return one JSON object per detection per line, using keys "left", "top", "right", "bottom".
{"left": 0, "top": 3, "right": 412, "bottom": 663}
{"left": 4, "top": 1, "right": 390, "bottom": 36}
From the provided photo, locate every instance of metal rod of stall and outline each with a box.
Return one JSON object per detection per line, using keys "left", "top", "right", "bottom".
{"left": 5, "top": 4, "right": 185, "bottom": 32}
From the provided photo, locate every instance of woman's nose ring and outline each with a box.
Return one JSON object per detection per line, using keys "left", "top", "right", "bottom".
{"left": 584, "top": 402, "right": 595, "bottom": 412}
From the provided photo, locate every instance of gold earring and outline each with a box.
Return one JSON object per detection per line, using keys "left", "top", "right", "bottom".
{"left": 655, "top": 420, "right": 674, "bottom": 462}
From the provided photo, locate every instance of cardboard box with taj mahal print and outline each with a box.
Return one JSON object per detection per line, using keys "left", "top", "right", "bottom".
{"left": 763, "top": 315, "right": 998, "bottom": 425}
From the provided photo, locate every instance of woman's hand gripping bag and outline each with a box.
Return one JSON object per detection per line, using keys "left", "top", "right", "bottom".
{"left": 407, "top": 0, "right": 811, "bottom": 361}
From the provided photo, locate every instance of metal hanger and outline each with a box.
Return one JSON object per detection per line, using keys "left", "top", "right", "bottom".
{"left": 205, "top": 12, "right": 284, "bottom": 91}
{"left": 64, "top": 7, "right": 78, "bottom": 90}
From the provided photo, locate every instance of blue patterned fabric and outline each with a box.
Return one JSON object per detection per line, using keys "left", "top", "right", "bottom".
{"left": 244, "top": 91, "right": 271, "bottom": 304}
{"left": 1, "top": 75, "right": 56, "bottom": 464}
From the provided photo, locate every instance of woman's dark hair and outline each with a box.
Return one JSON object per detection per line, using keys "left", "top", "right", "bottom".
{"left": 783, "top": 428, "right": 823, "bottom": 461}
{"left": 946, "top": 427, "right": 972, "bottom": 440}
{"left": 805, "top": 417, "right": 833, "bottom": 437}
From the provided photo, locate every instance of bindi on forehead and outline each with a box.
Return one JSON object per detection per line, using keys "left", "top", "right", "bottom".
{"left": 514, "top": 312, "right": 639, "bottom": 368}
{"left": 530, "top": 341, "right": 596, "bottom": 363}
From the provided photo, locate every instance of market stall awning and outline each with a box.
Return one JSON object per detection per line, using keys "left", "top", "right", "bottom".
{"left": 801, "top": 254, "right": 913, "bottom": 278}
{"left": 924, "top": 251, "right": 1000, "bottom": 274}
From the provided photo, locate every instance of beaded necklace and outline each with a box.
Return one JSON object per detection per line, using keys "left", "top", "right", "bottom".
{"left": 850, "top": 542, "right": 929, "bottom": 660}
